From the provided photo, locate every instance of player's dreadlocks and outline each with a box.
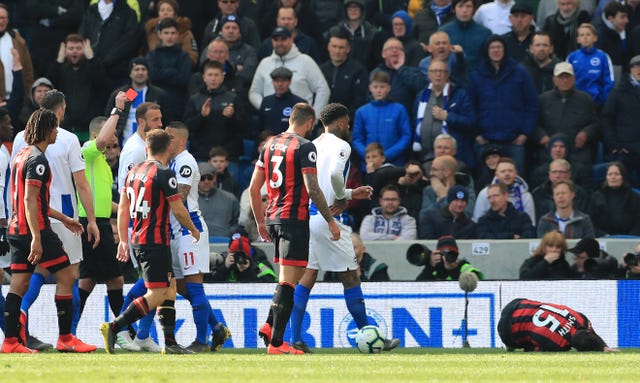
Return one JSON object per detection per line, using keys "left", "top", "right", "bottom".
{"left": 24, "top": 109, "right": 58, "bottom": 145}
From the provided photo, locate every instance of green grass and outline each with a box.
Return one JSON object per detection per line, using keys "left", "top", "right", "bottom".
{"left": 1, "top": 348, "right": 639, "bottom": 383}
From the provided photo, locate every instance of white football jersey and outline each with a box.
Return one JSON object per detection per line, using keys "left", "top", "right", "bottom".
{"left": 310, "top": 132, "right": 351, "bottom": 219}
{"left": 12, "top": 128, "right": 85, "bottom": 222}
{"left": 169, "top": 150, "right": 205, "bottom": 236}
{"left": 0, "top": 144, "right": 10, "bottom": 220}
{"left": 117, "top": 132, "right": 146, "bottom": 192}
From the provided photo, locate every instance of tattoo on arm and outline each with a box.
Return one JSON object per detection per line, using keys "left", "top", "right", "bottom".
{"left": 177, "top": 184, "right": 191, "bottom": 202}
{"left": 303, "top": 173, "right": 333, "bottom": 223}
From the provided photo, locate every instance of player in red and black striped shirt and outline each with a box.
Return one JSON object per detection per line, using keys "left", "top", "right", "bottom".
{"left": 249, "top": 103, "right": 340, "bottom": 354}
{"left": 100, "top": 129, "right": 200, "bottom": 355}
{"left": 498, "top": 298, "right": 618, "bottom": 352}
{"left": 2, "top": 109, "right": 95, "bottom": 354}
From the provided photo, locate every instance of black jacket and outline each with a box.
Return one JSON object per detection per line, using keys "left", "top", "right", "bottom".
{"left": 146, "top": 45, "right": 192, "bottom": 120}
{"left": 597, "top": 23, "right": 631, "bottom": 71}
{"left": 419, "top": 206, "right": 476, "bottom": 239}
{"left": 520, "top": 53, "right": 561, "bottom": 95}
{"left": 602, "top": 77, "right": 640, "bottom": 155}
{"left": 476, "top": 203, "right": 536, "bottom": 239}
{"left": 320, "top": 58, "right": 369, "bottom": 122}
{"left": 502, "top": 26, "right": 535, "bottom": 63}
{"left": 46, "top": 58, "right": 108, "bottom": 132}
{"left": 259, "top": 90, "right": 307, "bottom": 134}
{"left": 531, "top": 180, "right": 590, "bottom": 222}
{"left": 589, "top": 186, "right": 640, "bottom": 236}
{"left": 542, "top": 10, "right": 591, "bottom": 59}
{"left": 519, "top": 254, "right": 571, "bottom": 280}
{"left": 79, "top": 1, "right": 140, "bottom": 79}
{"left": 183, "top": 86, "right": 243, "bottom": 161}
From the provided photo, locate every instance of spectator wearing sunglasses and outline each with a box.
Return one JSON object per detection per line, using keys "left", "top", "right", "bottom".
{"left": 198, "top": 162, "right": 240, "bottom": 238}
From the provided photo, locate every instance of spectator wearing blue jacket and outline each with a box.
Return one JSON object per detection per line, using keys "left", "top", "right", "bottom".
{"left": 353, "top": 70, "right": 412, "bottom": 167}
{"left": 439, "top": 0, "right": 492, "bottom": 79}
{"left": 468, "top": 34, "right": 538, "bottom": 176}
{"left": 567, "top": 23, "right": 615, "bottom": 107}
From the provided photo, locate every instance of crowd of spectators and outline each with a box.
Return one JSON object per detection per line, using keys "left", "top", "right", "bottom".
{"left": 0, "top": 0, "right": 639, "bottom": 248}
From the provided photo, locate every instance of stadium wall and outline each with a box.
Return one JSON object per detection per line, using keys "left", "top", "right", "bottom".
{"left": 4, "top": 280, "right": 639, "bottom": 349}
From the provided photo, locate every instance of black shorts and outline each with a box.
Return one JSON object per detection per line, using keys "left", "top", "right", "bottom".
{"left": 497, "top": 298, "right": 524, "bottom": 348}
{"left": 132, "top": 245, "right": 173, "bottom": 288}
{"left": 79, "top": 218, "right": 121, "bottom": 282}
{"left": 268, "top": 222, "right": 309, "bottom": 267}
{"left": 9, "top": 228, "right": 70, "bottom": 274}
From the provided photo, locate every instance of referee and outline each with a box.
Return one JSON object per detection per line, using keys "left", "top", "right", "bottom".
{"left": 77, "top": 91, "right": 129, "bottom": 323}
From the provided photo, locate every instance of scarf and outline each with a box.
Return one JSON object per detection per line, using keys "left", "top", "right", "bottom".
{"left": 431, "top": 2, "right": 452, "bottom": 26}
{"left": 556, "top": 10, "right": 578, "bottom": 40}
{"left": 630, "top": 73, "right": 640, "bottom": 88}
{"left": 98, "top": 0, "right": 114, "bottom": 21}
{"left": 495, "top": 177, "right": 525, "bottom": 212}
{"left": 412, "top": 83, "right": 449, "bottom": 152}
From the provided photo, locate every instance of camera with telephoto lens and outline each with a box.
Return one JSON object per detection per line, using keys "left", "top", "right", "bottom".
{"left": 232, "top": 251, "right": 249, "bottom": 266}
{"left": 624, "top": 252, "right": 640, "bottom": 267}
{"left": 406, "top": 243, "right": 431, "bottom": 266}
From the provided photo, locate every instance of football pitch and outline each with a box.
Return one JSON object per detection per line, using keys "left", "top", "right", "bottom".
{"left": 1, "top": 348, "right": 639, "bottom": 383}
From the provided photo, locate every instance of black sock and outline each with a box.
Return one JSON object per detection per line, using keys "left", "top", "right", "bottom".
{"left": 55, "top": 295, "right": 73, "bottom": 336}
{"left": 78, "top": 288, "right": 91, "bottom": 316}
{"left": 113, "top": 297, "right": 149, "bottom": 332}
{"left": 266, "top": 289, "right": 277, "bottom": 326}
{"left": 4, "top": 293, "right": 22, "bottom": 338}
{"left": 270, "top": 283, "right": 294, "bottom": 347}
{"left": 157, "top": 300, "right": 176, "bottom": 346}
{"left": 107, "top": 289, "right": 124, "bottom": 318}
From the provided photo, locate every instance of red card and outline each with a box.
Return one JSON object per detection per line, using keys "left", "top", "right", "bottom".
{"left": 125, "top": 88, "right": 138, "bottom": 102}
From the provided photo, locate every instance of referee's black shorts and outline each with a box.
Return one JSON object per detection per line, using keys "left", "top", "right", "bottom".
{"left": 79, "top": 218, "right": 122, "bottom": 282}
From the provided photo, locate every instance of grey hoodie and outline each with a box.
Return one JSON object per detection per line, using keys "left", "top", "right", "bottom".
{"left": 249, "top": 44, "right": 330, "bottom": 114}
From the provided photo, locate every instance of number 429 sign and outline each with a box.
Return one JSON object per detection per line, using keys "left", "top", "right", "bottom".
{"left": 471, "top": 242, "right": 490, "bottom": 256}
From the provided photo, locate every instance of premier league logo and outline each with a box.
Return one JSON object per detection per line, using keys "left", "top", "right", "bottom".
{"left": 338, "top": 309, "right": 389, "bottom": 348}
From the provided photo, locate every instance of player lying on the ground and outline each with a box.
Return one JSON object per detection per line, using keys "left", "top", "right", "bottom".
{"left": 498, "top": 298, "right": 619, "bottom": 352}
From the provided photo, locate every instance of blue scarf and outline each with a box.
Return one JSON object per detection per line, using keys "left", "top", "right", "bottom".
{"left": 431, "top": 2, "right": 452, "bottom": 25}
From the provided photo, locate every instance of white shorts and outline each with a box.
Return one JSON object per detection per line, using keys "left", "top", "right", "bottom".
{"left": 307, "top": 214, "right": 357, "bottom": 272}
{"left": 170, "top": 226, "right": 210, "bottom": 279}
{"left": 52, "top": 222, "right": 83, "bottom": 264}
{"left": 0, "top": 253, "right": 9, "bottom": 268}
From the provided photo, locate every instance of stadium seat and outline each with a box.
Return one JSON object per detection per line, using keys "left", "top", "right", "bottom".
{"left": 209, "top": 236, "right": 230, "bottom": 244}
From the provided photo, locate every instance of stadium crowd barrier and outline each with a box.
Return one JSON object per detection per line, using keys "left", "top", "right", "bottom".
{"left": 7, "top": 280, "right": 640, "bottom": 349}
{"left": 212, "top": 238, "right": 640, "bottom": 280}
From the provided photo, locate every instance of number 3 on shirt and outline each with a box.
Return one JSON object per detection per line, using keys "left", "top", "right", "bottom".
{"left": 269, "top": 155, "right": 284, "bottom": 188}
{"left": 126, "top": 186, "right": 151, "bottom": 219}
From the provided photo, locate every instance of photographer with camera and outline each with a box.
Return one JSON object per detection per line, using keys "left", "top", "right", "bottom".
{"left": 407, "top": 236, "right": 484, "bottom": 281}
{"left": 568, "top": 238, "right": 618, "bottom": 279}
{"left": 619, "top": 243, "right": 640, "bottom": 279}
{"left": 210, "top": 233, "right": 277, "bottom": 283}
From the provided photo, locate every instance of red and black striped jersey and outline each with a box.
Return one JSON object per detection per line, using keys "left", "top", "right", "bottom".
{"left": 123, "top": 160, "right": 180, "bottom": 246}
{"left": 9, "top": 146, "right": 51, "bottom": 235}
{"left": 256, "top": 132, "right": 317, "bottom": 224}
{"left": 508, "top": 299, "right": 590, "bottom": 351}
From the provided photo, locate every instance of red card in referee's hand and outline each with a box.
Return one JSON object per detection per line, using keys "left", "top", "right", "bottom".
{"left": 125, "top": 88, "right": 138, "bottom": 102}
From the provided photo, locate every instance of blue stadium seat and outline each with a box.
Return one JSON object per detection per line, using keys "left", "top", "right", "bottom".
{"left": 209, "top": 236, "right": 230, "bottom": 244}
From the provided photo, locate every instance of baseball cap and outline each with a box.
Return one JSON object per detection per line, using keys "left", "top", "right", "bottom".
{"left": 510, "top": 3, "right": 533, "bottom": 14}
{"left": 630, "top": 55, "right": 640, "bottom": 67}
{"left": 568, "top": 238, "right": 600, "bottom": 258}
{"left": 481, "top": 144, "right": 502, "bottom": 160}
{"left": 447, "top": 185, "right": 468, "bottom": 204}
{"left": 220, "top": 14, "right": 241, "bottom": 28}
{"left": 271, "top": 26, "right": 292, "bottom": 38}
{"left": 554, "top": 62, "right": 574, "bottom": 76}
{"left": 437, "top": 235, "right": 459, "bottom": 254}
{"left": 229, "top": 232, "right": 252, "bottom": 256}
{"left": 198, "top": 162, "right": 217, "bottom": 176}
{"left": 270, "top": 66, "right": 293, "bottom": 79}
